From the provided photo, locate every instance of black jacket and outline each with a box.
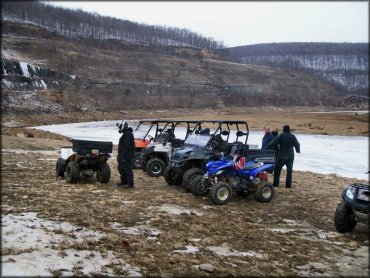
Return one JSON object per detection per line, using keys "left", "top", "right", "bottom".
{"left": 266, "top": 131, "right": 300, "bottom": 160}
{"left": 117, "top": 128, "right": 135, "bottom": 161}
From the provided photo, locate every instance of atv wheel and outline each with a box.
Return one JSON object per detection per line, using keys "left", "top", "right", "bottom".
{"left": 334, "top": 201, "right": 357, "bottom": 233}
{"left": 66, "top": 161, "right": 80, "bottom": 184}
{"left": 146, "top": 158, "right": 166, "bottom": 177}
{"left": 164, "top": 165, "right": 182, "bottom": 185}
{"left": 97, "top": 162, "right": 111, "bottom": 183}
{"left": 254, "top": 182, "right": 274, "bottom": 203}
{"left": 182, "top": 168, "right": 204, "bottom": 191}
{"left": 211, "top": 182, "right": 232, "bottom": 205}
{"left": 55, "top": 158, "right": 64, "bottom": 177}
{"left": 190, "top": 175, "right": 210, "bottom": 196}
{"left": 133, "top": 152, "right": 142, "bottom": 169}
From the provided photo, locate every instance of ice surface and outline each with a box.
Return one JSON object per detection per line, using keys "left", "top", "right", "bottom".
{"left": 33, "top": 120, "right": 369, "bottom": 179}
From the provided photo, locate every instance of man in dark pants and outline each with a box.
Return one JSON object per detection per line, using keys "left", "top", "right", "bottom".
{"left": 266, "top": 125, "right": 300, "bottom": 188}
{"left": 117, "top": 120, "right": 135, "bottom": 188}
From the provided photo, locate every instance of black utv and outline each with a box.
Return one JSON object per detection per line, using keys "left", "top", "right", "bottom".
{"left": 164, "top": 120, "right": 276, "bottom": 190}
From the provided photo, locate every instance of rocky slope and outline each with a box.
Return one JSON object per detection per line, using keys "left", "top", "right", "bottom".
{"left": 1, "top": 22, "right": 367, "bottom": 114}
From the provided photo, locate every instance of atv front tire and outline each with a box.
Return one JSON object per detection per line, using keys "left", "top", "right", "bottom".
{"left": 182, "top": 168, "right": 204, "bottom": 190}
{"left": 146, "top": 158, "right": 166, "bottom": 177}
{"left": 66, "top": 161, "right": 80, "bottom": 184}
{"left": 211, "top": 182, "right": 232, "bottom": 205}
{"left": 254, "top": 182, "right": 274, "bottom": 203}
{"left": 164, "top": 165, "right": 182, "bottom": 185}
{"left": 97, "top": 162, "right": 111, "bottom": 183}
{"left": 55, "top": 158, "right": 64, "bottom": 177}
{"left": 334, "top": 201, "right": 357, "bottom": 233}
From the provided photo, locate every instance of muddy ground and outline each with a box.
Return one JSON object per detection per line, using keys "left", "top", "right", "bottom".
{"left": 1, "top": 108, "right": 369, "bottom": 276}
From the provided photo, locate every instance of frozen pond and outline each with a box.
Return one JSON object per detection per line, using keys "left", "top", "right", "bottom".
{"left": 34, "top": 120, "right": 368, "bottom": 180}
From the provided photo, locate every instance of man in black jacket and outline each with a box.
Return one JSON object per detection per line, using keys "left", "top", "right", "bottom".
{"left": 117, "top": 120, "right": 135, "bottom": 188}
{"left": 266, "top": 125, "right": 300, "bottom": 188}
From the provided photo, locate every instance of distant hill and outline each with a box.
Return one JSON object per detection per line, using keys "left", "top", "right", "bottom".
{"left": 1, "top": 1, "right": 225, "bottom": 50}
{"left": 224, "top": 43, "right": 369, "bottom": 96}
{"left": 1, "top": 3, "right": 368, "bottom": 114}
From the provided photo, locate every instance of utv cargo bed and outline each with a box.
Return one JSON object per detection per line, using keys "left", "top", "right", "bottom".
{"left": 244, "top": 149, "right": 276, "bottom": 164}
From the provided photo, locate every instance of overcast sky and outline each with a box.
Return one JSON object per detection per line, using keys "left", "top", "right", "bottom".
{"left": 47, "top": 1, "right": 368, "bottom": 47}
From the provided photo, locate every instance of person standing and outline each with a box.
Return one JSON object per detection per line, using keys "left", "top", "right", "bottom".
{"left": 261, "top": 126, "right": 274, "bottom": 149}
{"left": 271, "top": 127, "right": 279, "bottom": 138}
{"left": 270, "top": 127, "right": 280, "bottom": 153}
{"left": 266, "top": 125, "right": 300, "bottom": 188}
{"left": 117, "top": 120, "right": 135, "bottom": 188}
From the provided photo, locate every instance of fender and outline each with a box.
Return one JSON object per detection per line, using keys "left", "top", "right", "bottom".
{"left": 249, "top": 164, "right": 274, "bottom": 176}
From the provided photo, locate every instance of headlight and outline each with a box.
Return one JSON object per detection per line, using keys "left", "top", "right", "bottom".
{"left": 345, "top": 187, "right": 356, "bottom": 200}
{"left": 216, "top": 170, "right": 224, "bottom": 175}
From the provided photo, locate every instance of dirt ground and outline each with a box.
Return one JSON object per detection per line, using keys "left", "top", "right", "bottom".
{"left": 1, "top": 108, "right": 369, "bottom": 276}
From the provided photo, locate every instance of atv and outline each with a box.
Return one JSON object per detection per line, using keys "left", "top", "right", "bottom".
{"left": 56, "top": 139, "right": 112, "bottom": 184}
{"left": 164, "top": 120, "right": 255, "bottom": 189}
{"left": 334, "top": 178, "right": 369, "bottom": 233}
{"left": 139, "top": 120, "right": 199, "bottom": 177}
{"left": 189, "top": 152, "right": 276, "bottom": 205}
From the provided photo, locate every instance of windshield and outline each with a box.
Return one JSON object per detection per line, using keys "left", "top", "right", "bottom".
{"left": 184, "top": 134, "right": 211, "bottom": 147}
{"left": 133, "top": 124, "right": 156, "bottom": 140}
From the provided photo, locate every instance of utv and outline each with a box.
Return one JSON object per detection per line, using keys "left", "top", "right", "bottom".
{"left": 164, "top": 120, "right": 274, "bottom": 189}
{"left": 56, "top": 139, "right": 112, "bottom": 184}
{"left": 334, "top": 181, "right": 369, "bottom": 233}
{"left": 140, "top": 120, "right": 199, "bottom": 177}
{"left": 132, "top": 120, "right": 183, "bottom": 169}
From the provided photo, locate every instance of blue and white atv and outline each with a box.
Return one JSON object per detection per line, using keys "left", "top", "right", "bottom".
{"left": 55, "top": 139, "right": 113, "bottom": 184}
{"left": 190, "top": 152, "right": 276, "bottom": 205}
{"left": 334, "top": 178, "right": 369, "bottom": 233}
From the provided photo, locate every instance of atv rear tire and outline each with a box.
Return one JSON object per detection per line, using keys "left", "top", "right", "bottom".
{"left": 182, "top": 168, "right": 204, "bottom": 191}
{"left": 97, "top": 162, "right": 111, "bottom": 183}
{"left": 211, "top": 182, "right": 232, "bottom": 205}
{"left": 334, "top": 201, "right": 357, "bottom": 233}
{"left": 146, "top": 158, "right": 166, "bottom": 177}
{"left": 66, "top": 161, "right": 80, "bottom": 184}
{"left": 164, "top": 165, "right": 182, "bottom": 185}
{"left": 190, "top": 175, "right": 210, "bottom": 196}
{"left": 254, "top": 181, "right": 274, "bottom": 203}
{"left": 55, "top": 158, "right": 64, "bottom": 177}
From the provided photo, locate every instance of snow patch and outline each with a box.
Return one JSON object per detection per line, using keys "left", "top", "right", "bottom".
{"left": 173, "top": 245, "right": 199, "bottom": 254}
{"left": 158, "top": 204, "right": 204, "bottom": 216}
{"left": 208, "top": 243, "right": 264, "bottom": 258}
{"left": 1, "top": 212, "right": 142, "bottom": 277}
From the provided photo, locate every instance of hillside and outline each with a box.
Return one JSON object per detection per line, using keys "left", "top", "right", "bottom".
{"left": 2, "top": 20, "right": 359, "bottom": 114}
{"left": 1, "top": 2, "right": 368, "bottom": 114}
{"left": 225, "top": 43, "right": 369, "bottom": 96}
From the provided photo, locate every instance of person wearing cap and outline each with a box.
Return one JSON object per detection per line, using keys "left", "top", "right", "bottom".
{"left": 266, "top": 125, "right": 300, "bottom": 188}
{"left": 117, "top": 120, "right": 135, "bottom": 188}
